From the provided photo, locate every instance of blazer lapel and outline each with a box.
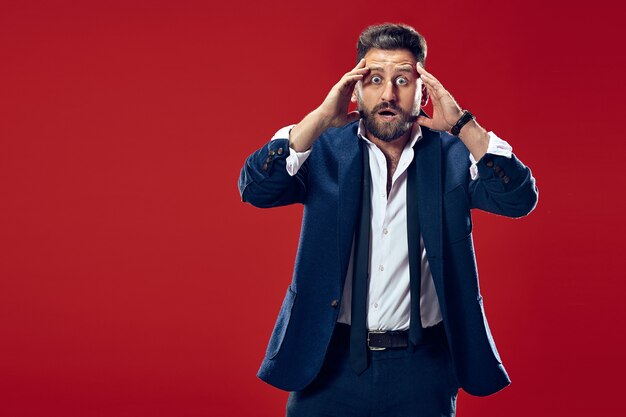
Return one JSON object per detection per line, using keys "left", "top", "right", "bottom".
{"left": 337, "top": 128, "right": 363, "bottom": 286}
{"left": 411, "top": 127, "right": 445, "bottom": 306}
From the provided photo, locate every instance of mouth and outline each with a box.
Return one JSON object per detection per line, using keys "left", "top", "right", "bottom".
{"left": 377, "top": 109, "right": 398, "bottom": 121}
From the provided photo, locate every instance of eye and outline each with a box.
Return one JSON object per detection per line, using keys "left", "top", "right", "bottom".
{"left": 371, "top": 75, "right": 382, "bottom": 84}
{"left": 395, "top": 77, "right": 409, "bottom": 86}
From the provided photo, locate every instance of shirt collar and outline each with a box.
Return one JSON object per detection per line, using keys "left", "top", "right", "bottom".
{"left": 357, "top": 119, "right": 423, "bottom": 149}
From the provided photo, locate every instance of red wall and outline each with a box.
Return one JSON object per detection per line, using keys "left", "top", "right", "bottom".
{"left": 1, "top": 1, "right": 624, "bottom": 416}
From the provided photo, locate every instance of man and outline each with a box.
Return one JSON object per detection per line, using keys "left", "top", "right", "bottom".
{"left": 238, "top": 23, "right": 538, "bottom": 417}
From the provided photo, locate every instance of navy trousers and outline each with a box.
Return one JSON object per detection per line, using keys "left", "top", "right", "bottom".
{"left": 286, "top": 323, "right": 459, "bottom": 417}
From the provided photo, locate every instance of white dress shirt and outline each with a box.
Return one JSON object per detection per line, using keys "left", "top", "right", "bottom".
{"left": 271, "top": 121, "right": 512, "bottom": 330}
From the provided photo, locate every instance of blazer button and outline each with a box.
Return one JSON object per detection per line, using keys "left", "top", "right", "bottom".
{"left": 269, "top": 150, "right": 276, "bottom": 156}
{"left": 503, "top": 175, "right": 510, "bottom": 184}
{"left": 485, "top": 159, "right": 494, "bottom": 167}
{"left": 493, "top": 165, "right": 501, "bottom": 174}
{"left": 330, "top": 299, "right": 339, "bottom": 308}
{"left": 498, "top": 170, "right": 505, "bottom": 178}
{"left": 277, "top": 147, "right": 284, "bottom": 155}
{"left": 262, "top": 163, "right": 268, "bottom": 171}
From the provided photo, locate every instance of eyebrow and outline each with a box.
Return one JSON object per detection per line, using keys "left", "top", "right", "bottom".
{"left": 368, "top": 65, "right": 415, "bottom": 74}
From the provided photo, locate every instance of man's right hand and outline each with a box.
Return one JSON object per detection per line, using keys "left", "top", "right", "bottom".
{"left": 317, "top": 58, "right": 369, "bottom": 128}
{"left": 289, "top": 59, "right": 369, "bottom": 152}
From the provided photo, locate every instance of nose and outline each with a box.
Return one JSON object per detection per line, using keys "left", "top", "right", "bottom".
{"left": 381, "top": 80, "right": 397, "bottom": 102}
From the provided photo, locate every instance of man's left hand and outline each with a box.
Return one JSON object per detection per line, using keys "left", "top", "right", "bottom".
{"left": 415, "top": 63, "right": 464, "bottom": 131}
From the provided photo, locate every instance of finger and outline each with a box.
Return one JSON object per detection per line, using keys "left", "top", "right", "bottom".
{"left": 337, "top": 74, "right": 364, "bottom": 94}
{"left": 419, "top": 72, "right": 439, "bottom": 88}
{"left": 345, "top": 68, "right": 370, "bottom": 80}
{"left": 340, "top": 68, "right": 368, "bottom": 87}
{"left": 422, "top": 78, "right": 445, "bottom": 99}
{"left": 422, "top": 81, "right": 437, "bottom": 98}
{"left": 353, "top": 58, "right": 366, "bottom": 70}
{"left": 346, "top": 110, "right": 361, "bottom": 124}
{"left": 417, "top": 68, "right": 443, "bottom": 89}
{"left": 415, "top": 62, "right": 437, "bottom": 80}
{"left": 341, "top": 73, "right": 365, "bottom": 86}
{"left": 416, "top": 115, "right": 433, "bottom": 128}
{"left": 340, "top": 74, "right": 364, "bottom": 88}
{"left": 348, "top": 67, "right": 370, "bottom": 76}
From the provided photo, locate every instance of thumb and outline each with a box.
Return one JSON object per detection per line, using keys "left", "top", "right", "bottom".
{"left": 346, "top": 110, "right": 361, "bottom": 124}
{"left": 416, "top": 115, "right": 432, "bottom": 128}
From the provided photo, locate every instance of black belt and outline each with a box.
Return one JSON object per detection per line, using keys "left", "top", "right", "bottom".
{"left": 367, "top": 330, "right": 409, "bottom": 350}
{"left": 335, "top": 322, "right": 445, "bottom": 350}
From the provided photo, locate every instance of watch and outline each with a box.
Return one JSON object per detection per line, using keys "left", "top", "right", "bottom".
{"left": 450, "top": 110, "right": 475, "bottom": 136}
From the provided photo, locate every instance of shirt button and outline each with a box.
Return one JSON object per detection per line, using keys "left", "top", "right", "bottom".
{"left": 383, "top": 228, "right": 388, "bottom": 235}
{"left": 379, "top": 265, "right": 384, "bottom": 271}
{"left": 373, "top": 302, "right": 379, "bottom": 308}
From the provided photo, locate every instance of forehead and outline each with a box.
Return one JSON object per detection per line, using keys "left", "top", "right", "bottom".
{"left": 364, "top": 48, "right": 416, "bottom": 72}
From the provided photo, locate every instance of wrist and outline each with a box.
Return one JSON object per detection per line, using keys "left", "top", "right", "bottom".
{"left": 450, "top": 110, "right": 474, "bottom": 136}
{"left": 448, "top": 109, "right": 464, "bottom": 130}
{"left": 457, "top": 119, "right": 489, "bottom": 160}
{"left": 458, "top": 119, "right": 487, "bottom": 140}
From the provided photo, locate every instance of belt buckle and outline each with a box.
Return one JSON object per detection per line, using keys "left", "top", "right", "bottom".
{"left": 367, "top": 330, "right": 387, "bottom": 351}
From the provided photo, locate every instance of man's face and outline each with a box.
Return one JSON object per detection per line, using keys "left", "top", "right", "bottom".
{"left": 353, "top": 48, "right": 427, "bottom": 142}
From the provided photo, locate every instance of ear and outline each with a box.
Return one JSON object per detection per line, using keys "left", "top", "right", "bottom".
{"left": 351, "top": 88, "right": 358, "bottom": 103}
{"left": 420, "top": 83, "right": 429, "bottom": 106}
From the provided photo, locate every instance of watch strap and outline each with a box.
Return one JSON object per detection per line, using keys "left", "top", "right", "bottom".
{"left": 451, "top": 110, "right": 475, "bottom": 136}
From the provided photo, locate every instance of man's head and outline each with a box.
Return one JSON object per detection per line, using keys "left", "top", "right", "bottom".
{"left": 356, "top": 23, "right": 427, "bottom": 67}
{"left": 353, "top": 24, "right": 428, "bottom": 142}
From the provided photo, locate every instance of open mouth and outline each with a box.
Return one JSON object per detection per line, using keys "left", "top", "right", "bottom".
{"left": 377, "top": 109, "right": 398, "bottom": 119}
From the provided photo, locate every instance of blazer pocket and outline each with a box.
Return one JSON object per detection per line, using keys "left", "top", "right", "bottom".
{"left": 443, "top": 185, "right": 473, "bottom": 244}
{"left": 265, "top": 285, "right": 297, "bottom": 359}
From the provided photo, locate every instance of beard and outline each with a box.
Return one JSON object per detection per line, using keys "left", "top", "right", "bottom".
{"left": 358, "top": 100, "right": 419, "bottom": 143}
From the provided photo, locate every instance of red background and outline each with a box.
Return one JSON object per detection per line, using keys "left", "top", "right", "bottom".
{"left": 1, "top": 1, "right": 624, "bottom": 416}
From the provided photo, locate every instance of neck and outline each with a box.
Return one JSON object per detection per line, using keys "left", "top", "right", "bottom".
{"left": 365, "top": 125, "right": 413, "bottom": 159}
{"left": 365, "top": 124, "right": 414, "bottom": 196}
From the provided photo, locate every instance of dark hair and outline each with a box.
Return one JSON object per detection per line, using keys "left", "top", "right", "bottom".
{"left": 356, "top": 23, "right": 427, "bottom": 66}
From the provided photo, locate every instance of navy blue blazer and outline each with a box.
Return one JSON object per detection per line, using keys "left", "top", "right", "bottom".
{"left": 238, "top": 122, "right": 538, "bottom": 396}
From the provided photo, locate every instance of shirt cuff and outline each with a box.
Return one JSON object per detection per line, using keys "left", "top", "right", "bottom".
{"left": 469, "top": 131, "right": 513, "bottom": 180}
{"left": 271, "top": 124, "right": 312, "bottom": 176}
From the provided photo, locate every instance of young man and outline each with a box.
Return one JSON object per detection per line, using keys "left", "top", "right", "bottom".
{"left": 238, "top": 23, "right": 538, "bottom": 417}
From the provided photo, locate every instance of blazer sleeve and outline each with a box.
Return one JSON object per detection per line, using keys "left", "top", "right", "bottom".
{"left": 238, "top": 138, "right": 309, "bottom": 208}
{"left": 468, "top": 153, "right": 539, "bottom": 218}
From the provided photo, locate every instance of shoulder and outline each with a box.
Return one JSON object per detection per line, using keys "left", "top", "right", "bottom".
{"left": 304, "top": 121, "right": 360, "bottom": 166}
